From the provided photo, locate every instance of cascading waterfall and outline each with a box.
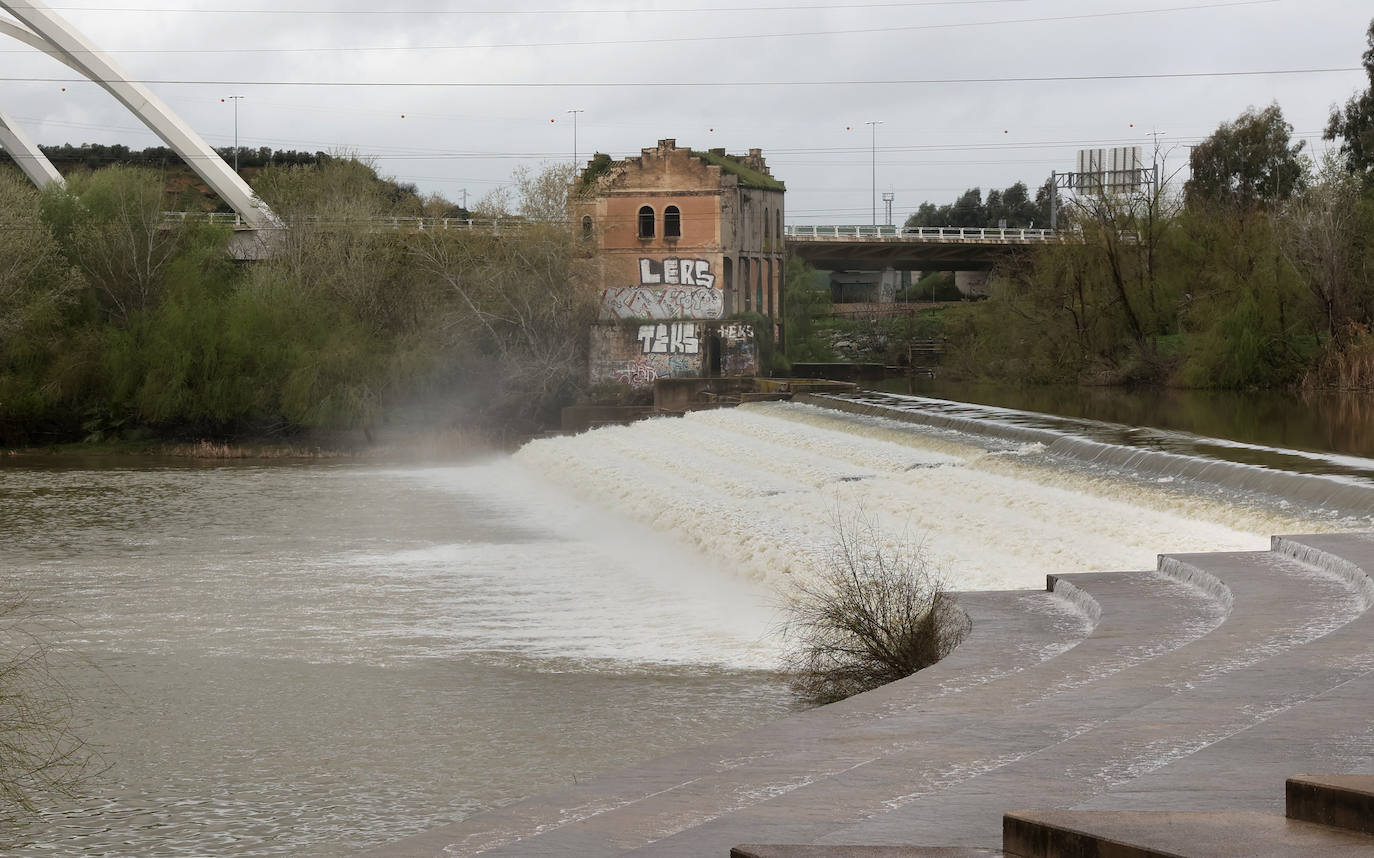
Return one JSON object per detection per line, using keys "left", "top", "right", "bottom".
{"left": 512, "top": 400, "right": 1357, "bottom": 600}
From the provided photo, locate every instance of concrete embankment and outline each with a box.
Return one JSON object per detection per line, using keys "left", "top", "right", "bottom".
{"left": 362, "top": 531, "right": 1374, "bottom": 857}
{"left": 796, "top": 391, "right": 1374, "bottom": 515}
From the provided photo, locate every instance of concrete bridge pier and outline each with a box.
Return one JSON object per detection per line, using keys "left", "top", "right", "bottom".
{"left": 955, "top": 271, "right": 991, "bottom": 297}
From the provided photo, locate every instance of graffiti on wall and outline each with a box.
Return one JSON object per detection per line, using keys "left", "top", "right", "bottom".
{"left": 636, "top": 322, "right": 700, "bottom": 355}
{"left": 638, "top": 258, "right": 716, "bottom": 288}
{"left": 605, "top": 354, "right": 696, "bottom": 388}
{"left": 596, "top": 258, "right": 723, "bottom": 321}
{"left": 608, "top": 359, "right": 659, "bottom": 386}
{"left": 598, "top": 285, "right": 723, "bottom": 321}
{"left": 716, "top": 322, "right": 753, "bottom": 340}
{"left": 724, "top": 343, "right": 756, "bottom": 376}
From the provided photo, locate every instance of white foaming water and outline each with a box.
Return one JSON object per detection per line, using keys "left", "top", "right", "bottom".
{"left": 511, "top": 402, "right": 1338, "bottom": 595}
{"left": 390, "top": 461, "right": 786, "bottom": 671}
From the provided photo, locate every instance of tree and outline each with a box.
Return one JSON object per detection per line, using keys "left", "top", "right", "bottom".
{"left": 515, "top": 162, "right": 577, "bottom": 223}
{"left": 904, "top": 201, "right": 942, "bottom": 229}
{"left": 0, "top": 171, "right": 82, "bottom": 342}
{"left": 781, "top": 253, "right": 833, "bottom": 362}
{"left": 1277, "top": 153, "right": 1374, "bottom": 342}
{"left": 905, "top": 181, "right": 1052, "bottom": 229}
{"left": 41, "top": 167, "right": 204, "bottom": 324}
{"left": 1185, "top": 103, "right": 1308, "bottom": 210}
{"left": 0, "top": 597, "right": 102, "bottom": 823}
{"left": 780, "top": 513, "right": 970, "bottom": 704}
{"left": 1324, "top": 18, "right": 1374, "bottom": 186}
{"left": 410, "top": 164, "right": 598, "bottom": 433}
{"left": 949, "top": 188, "right": 984, "bottom": 227}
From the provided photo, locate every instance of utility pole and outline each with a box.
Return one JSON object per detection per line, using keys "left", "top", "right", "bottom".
{"left": 1147, "top": 128, "right": 1165, "bottom": 196}
{"left": 567, "top": 108, "right": 584, "bottom": 166}
{"left": 1049, "top": 170, "right": 1058, "bottom": 230}
{"left": 866, "top": 120, "right": 883, "bottom": 226}
{"left": 223, "top": 95, "right": 244, "bottom": 174}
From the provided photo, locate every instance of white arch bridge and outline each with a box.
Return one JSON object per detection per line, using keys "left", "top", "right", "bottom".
{"left": 0, "top": 0, "right": 1061, "bottom": 270}
{"left": 0, "top": 0, "right": 280, "bottom": 231}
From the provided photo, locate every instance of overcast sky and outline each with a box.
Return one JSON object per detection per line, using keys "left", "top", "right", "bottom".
{"left": 1, "top": 0, "right": 1370, "bottom": 224}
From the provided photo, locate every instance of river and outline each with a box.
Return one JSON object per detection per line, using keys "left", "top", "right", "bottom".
{"left": 1, "top": 394, "right": 1371, "bottom": 856}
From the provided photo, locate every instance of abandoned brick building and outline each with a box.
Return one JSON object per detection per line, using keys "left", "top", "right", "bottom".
{"left": 576, "top": 139, "right": 785, "bottom": 388}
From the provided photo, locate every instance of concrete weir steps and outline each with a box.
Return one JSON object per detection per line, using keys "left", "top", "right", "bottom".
{"left": 733, "top": 848, "right": 1003, "bottom": 858}
{"left": 731, "top": 777, "right": 1374, "bottom": 858}
{"left": 1003, "top": 809, "right": 1374, "bottom": 857}
{"left": 1004, "top": 774, "right": 1374, "bottom": 857}
{"left": 360, "top": 533, "right": 1374, "bottom": 858}
{"left": 1286, "top": 774, "right": 1374, "bottom": 837}
{"left": 386, "top": 572, "right": 1214, "bottom": 857}
{"left": 360, "top": 584, "right": 1097, "bottom": 858}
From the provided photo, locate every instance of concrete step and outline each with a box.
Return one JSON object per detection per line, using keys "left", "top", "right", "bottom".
{"left": 596, "top": 573, "right": 1233, "bottom": 855}
{"left": 361, "top": 535, "right": 1374, "bottom": 858}
{"left": 1002, "top": 809, "right": 1374, "bottom": 857}
{"left": 734, "top": 848, "right": 1001, "bottom": 858}
{"left": 359, "top": 577, "right": 1152, "bottom": 857}
{"left": 736, "top": 549, "right": 1373, "bottom": 852}
{"left": 1272, "top": 533, "right": 1374, "bottom": 610}
{"left": 1287, "top": 775, "right": 1374, "bottom": 837}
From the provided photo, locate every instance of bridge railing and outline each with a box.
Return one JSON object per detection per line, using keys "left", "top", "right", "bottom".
{"left": 162, "top": 212, "right": 511, "bottom": 231}
{"left": 784, "top": 225, "right": 1057, "bottom": 242}
{"left": 161, "top": 213, "right": 1066, "bottom": 242}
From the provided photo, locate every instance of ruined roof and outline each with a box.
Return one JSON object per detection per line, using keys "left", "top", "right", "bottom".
{"left": 576, "top": 141, "right": 785, "bottom": 194}
{"left": 689, "top": 148, "right": 785, "bottom": 191}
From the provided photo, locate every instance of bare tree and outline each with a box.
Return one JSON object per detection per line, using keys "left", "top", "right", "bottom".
{"left": 0, "top": 597, "right": 102, "bottom": 824}
{"left": 780, "top": 513, "right": 970, "bottom": 705}
{"left": 1278, "top": 153, "right": 1371, "bottom": 342}
{"left": 408, "top": 164, "right": 598, "bottom": 431}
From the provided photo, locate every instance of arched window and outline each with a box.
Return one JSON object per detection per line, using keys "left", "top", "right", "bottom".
{"left": 776, "top": 209, "right": 782, "bottom": 241}
{"left": 638, "top": 205, "right": 655, "bottom": 238}
{"left": 764, "top": 208, "right": 771, "bottom": 243}
{"left": 581, "top": 215, "right": 594, "bottom": 240}
{"left": 664, "top": 205, "right": 681, "bottom": 238}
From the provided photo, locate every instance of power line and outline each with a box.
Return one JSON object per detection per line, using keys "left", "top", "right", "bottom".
{"left": 31, "top": 0, "right": 1038, "bottom": 13}
{"left": 4, "top": 67, "right": 1357, "bottom": 89}
{"left": 0, "top": 0, "right": 1283, "bottom": 54}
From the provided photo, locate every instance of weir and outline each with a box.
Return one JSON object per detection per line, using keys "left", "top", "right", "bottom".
{"left": 363, "top": 397, "right": 1374, "bottom": 857}
{"left": 800, "top": 391, "right": 1374, "bottom": 514}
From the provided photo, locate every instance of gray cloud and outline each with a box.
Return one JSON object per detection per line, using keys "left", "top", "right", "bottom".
{"left": 2, "top": 0, "right": 1369, "bottom": 222}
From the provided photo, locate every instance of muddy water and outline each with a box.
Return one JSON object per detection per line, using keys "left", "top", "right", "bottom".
{"left": 1, "top": 395, "right": 1366, "bottom": 856}
{"left": 0, "top": 460, "right": 794, "bottom": 856}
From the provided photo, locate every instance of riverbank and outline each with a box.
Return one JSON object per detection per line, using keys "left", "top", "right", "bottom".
{"left": 0, "top": 426, "right": 506, "bottom": 463}
{"left": 358, "top": 395, "right": 1374, "bottom": 855}
{"left": 364, "top": 530, "right": 1374, "bottom": 856}
{"left": 874, "top": 377, "right": 1374, "bottom": 462}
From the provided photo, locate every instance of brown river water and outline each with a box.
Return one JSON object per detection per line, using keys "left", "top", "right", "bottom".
{"left": 2, "top": 386, "right": 1372, "bottom": 856}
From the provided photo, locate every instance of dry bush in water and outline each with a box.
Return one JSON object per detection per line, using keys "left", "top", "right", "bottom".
{"left": 781, "top": 516, "right": 971, "bottom": 705}
{"left": 0, "top": 598, "right": 100, "bottom": 823}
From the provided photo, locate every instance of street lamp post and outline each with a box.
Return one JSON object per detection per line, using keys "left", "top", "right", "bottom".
{"left": 567, "top": 108, "right": 584, "bottom": 166}
{"left": 866, "top": 120, "right": 883, "bottom": 226}
{"left": 223, "top": 95, "right": 244, "bottom": 173}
